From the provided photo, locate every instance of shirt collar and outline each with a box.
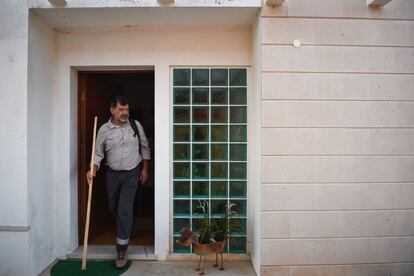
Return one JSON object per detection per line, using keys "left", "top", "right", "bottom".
{"left": 107, "top": 117, "right": 130, "bottom": 129}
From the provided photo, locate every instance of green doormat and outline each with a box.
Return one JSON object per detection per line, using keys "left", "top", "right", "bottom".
{"left": 51, "top": 260, "right": 132, "bottom": 276}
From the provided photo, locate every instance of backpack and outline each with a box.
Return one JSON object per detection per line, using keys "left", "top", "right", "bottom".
{"left": 128, "top": 118, "right": 142, "bottom": 157}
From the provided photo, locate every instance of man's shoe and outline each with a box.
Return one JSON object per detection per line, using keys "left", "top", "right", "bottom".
{"left": 116, "top": 250, "right": 128, "bottom": 268}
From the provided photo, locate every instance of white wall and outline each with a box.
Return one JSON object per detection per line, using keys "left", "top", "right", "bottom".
{"left": 54, "top": 26, "right": 252, "bottom": 260}
{"left": 0, "top": 1, "right": 30, "bottom": 275}
{"left": 28, "top": 12, "right": 56, "bottom": 275}
{"left": 250, "top": 13, "right": 262, "bottom": 276}
{"left": 260, "top": 0, "right": 414, "bottom": 275}
{"left": 0, "top": 232, "right": 29, "bottom": 276}
{"left": 0, "top": 0, "right": 29, "bottom": 230}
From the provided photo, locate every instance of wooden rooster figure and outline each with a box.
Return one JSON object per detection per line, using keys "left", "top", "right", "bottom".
{"left": 177, "top": 227, "right": 226, "bottom": 275}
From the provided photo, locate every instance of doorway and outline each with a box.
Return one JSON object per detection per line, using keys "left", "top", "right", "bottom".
{"left": 77, "top": 70, "right": 155, "bottom": 247}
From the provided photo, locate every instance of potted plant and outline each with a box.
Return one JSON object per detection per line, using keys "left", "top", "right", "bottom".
{"left": 177, "top": 201, "right": 241, "bottom": 275}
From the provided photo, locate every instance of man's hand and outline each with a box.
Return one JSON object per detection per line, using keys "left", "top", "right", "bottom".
{"left": 86, "top": 165, "right": 97, "bottom": 185}
{"left": 139, "top": 160, "right": 149, "bottom": 185}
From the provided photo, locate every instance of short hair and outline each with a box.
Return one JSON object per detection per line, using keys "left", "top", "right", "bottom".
{"left": 110, "top": 95, "right": 128, "bottom": 108}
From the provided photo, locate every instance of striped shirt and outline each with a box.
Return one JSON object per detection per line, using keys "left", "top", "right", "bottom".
{"left": 94, "top": 118, "right": 151, "bottom": 171}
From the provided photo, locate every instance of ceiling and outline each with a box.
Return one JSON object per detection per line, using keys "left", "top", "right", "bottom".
{"left": 32, "top": 7, "right": 261, "bottom": 31}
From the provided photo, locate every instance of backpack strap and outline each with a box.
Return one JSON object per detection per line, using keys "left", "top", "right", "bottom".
{"left": 129, "top": 118, "right": 142, "bottom": 157}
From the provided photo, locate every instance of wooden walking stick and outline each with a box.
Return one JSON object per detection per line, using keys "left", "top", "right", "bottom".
{"left": 82, "top": 116, "right": 98, "bottom": 270}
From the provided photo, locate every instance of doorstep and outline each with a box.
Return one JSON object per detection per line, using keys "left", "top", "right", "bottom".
{"left": 67, "top": 245, "right": 157, "bottom": 260}
{"left": 39, "top": 260, "right": 257, "bottom": 276}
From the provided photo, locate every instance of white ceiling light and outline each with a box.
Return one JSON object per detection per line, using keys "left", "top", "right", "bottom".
{"left": 47, "top": 0, "right": 67, "bottom": 5}
{"left": 158, "top": 0, "right": 175, "bottom": 5}
{"left": 266, "top": 0, "right": 286, "bottom": 6}
{"left": 367, "top": 0, "right": 392, "bottom": 7}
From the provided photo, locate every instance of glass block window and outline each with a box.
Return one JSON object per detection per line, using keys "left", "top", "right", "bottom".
{"left": 172, "top": 68, "right": 247, "bottom": 254}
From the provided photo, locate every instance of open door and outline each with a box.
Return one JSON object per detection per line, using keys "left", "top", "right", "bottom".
{"left": 78, "top": 71, "right": 155, "bottom": 246}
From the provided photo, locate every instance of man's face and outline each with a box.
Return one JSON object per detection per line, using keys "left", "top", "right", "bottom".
{"left": 111, "top": 103, "right": 129, "bottom": 123}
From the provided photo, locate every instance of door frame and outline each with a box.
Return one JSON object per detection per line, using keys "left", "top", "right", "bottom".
{"left": 76, "top": 70, "right": 155, "bottom": 244}
{"left": 71, "top": 66, "right": 169, "bottom": 258}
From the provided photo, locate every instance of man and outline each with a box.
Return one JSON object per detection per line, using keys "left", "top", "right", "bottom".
{"left": 86, "top": 95, "right": 151, "bottom": 268}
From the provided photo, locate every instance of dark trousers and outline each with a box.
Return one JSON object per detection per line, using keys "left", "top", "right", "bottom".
{"left": 106, "top": 162, "right": 142, "bottom": 252}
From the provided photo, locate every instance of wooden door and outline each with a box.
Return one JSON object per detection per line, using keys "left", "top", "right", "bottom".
{"left": 78, "top": 72, "right": 120, "bottom": 244}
